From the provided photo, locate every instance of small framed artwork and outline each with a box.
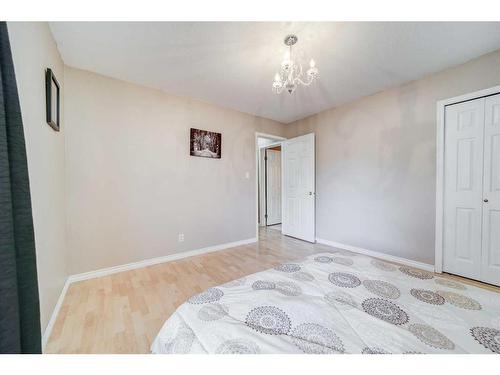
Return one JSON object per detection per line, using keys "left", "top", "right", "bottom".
{"left": 45, "top": 68, "right": 60, "bottom": 131}
{"left": 190, "top": 128, "right": 222, "bottom": 159}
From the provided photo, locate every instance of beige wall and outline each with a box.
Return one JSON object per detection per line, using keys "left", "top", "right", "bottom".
{"left": 64, "top": 67, "right": 286, "bottom": 274}
{"left": 287, "top": 49, "right": 500, "bottom": 265}
{"left": 7, "top": 22, "right": 68, "bottom": 333}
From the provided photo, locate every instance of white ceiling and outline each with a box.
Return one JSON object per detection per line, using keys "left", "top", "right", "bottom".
{"left": 49, "top": 22, "right": 500, "bottom": 123}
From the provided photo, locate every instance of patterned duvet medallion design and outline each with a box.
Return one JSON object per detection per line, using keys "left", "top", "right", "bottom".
{"left": 245, "top": 306, "right": 291, "bottom": 335}
{"left": 470, "top": 327, "right": 500, "bottom": 354}
{"left": 328, "top": 272, "right": 361, "bottom": 288}
{"left": 371, "top": 259, "right": 396, "bottom": 272}
{"left": 274, "top": 263, "right": 301, "bottom": 273}
{"left": 408, "top": 324, "right": 455, "bottom": 350}
{"left": 362, "top": 347, "right": 391, "bottom": 354}
{"left": 362, "top": 298, "right": 409, "bottom": 325}
{"left": 163, "top": 322, "right": 196, "bottom": 354}
{"left": 434, "top": 278, "right": 466, "bottom": 290}
{"left": 314, "top": 256, "right": 333, "bottom": 263}
{"left": 252, "top": 280, "right": 302, "bottom": 296}
{"left": 363, "top": 280, "right": 401, "bottom": 299}
{"left": 291, "top": 323, "right": 345, "bottom": 354}
{"left": 275, "top": 281, "right": 302, "bottom": 296}
{"left": 188, "top": 288, "right": 224, "bottom": 304}
{"left": 410, "top": 289, "right": 445, "bottom": 305}
{"left": 216, "top": 339, "right": 260, "bottom": 354}
{"left": 324, "top": 291, "right": 358, "bottom": 309}
{"left": 437, "top": 291, "right": 482, "bottom": 310}
{"left": 333, "top": 257, "right": 354, "bottom": 266}
{"left": 252, "top": 280, "right": 276, "bottom": 290}
{"left": 399, "top": 266, "right": 434, "bottom": 280}
{"left": 198, "top": 303, "right": 229, "bottom": 321}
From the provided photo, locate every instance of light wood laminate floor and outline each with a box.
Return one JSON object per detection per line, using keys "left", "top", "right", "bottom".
{"left": 45, "top": 227, "right": 499, "bottom": 353}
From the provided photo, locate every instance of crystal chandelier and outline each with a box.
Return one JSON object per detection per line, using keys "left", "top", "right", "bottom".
{"left": 272, "top": 34, "right": 318, "bottom": 95}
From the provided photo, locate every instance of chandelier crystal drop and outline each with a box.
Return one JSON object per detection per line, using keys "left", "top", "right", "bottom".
{"left": 272, "top": 34, "right": 318, "bottom": 95}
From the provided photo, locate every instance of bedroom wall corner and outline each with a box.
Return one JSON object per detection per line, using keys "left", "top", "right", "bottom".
{"left": 7, "top": 22, "right": 69, "bottom": 339}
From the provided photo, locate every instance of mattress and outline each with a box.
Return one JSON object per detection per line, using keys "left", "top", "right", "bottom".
{"left": 151, "top": 251, "right": 500, "bottom": 354}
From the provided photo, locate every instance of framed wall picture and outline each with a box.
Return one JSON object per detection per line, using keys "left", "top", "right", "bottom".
{"left": 45, "top": 68, "right": 60, "bottom": 131}
{"left": 190, "top": 128, "right": 222, "bottom": 159}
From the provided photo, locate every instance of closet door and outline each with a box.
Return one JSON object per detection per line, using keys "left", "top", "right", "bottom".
{"left": 443, "top": 98, "right": 485, "bottom": 280}
{"left": 481, "top": 94, "right": 500, "bottom": 285}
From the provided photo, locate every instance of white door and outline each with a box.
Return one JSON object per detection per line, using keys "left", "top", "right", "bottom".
{"left": 266, "top": 149, "right": 282, "bottom": 226}
{"left": 443, "top": 98, "right": 485, "bottom": 280}
{"left": 282, "top": 133, "right": 315, "bottom": 242}
{"left": 481, "top": 94, "right": 500, "bottom": 285}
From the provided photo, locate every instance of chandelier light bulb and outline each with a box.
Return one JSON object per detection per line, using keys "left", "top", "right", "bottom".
{"left": 273, "top": 73, "right": 283, "bottom": 91}
{"left": 309, "top": 59, "right": 315, "bottom": 68}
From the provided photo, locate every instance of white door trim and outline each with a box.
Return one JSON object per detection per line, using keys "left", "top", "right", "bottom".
{"left": 435, "top": 84, "right": 500, "bottom": 273}
{"left": 255, "top": 132, "right": 286, "bottom": 239}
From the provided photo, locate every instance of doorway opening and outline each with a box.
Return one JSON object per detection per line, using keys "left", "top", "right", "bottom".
{"left": 254, "top": 132, "right": 316, "bottom": 243}
{"left": 261, "top": 144, "right": 282, "bottom": 228}
{"left": 255, "top": 133, "right": 286, "bottom": 237}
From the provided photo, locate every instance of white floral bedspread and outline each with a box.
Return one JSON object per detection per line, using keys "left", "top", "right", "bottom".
{"left": 151, "top": 251, "right": 500, "bottom": 354}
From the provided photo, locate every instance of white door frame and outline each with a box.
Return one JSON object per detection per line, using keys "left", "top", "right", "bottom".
{"left": 435, "top": 84, "right": 500, "bottom": 273}
{"left": 255, "top": 132, "right": 287, "bottom": 239}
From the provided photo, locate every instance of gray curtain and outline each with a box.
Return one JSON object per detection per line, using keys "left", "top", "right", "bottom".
{"left": 0, "top": 21, "right": 42, "bottom": 354}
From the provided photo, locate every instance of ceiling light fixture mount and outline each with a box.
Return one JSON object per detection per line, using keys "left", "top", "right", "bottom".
{"left": 284, "top": 34, "right": 298, "bottom": 46}
{"left": 273, "top": 34, "right": 318, "bottom": 95}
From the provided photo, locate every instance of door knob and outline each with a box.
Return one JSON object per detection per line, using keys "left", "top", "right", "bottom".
{"left": 484, "top": 199, "right": 489, "bottom": 203}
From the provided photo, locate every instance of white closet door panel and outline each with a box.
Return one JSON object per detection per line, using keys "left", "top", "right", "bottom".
{"left": 481, "top": 94, "right": 500, "bottom": 285}
{"left": 266, "top": 149, "right": 282, "bottom": 226}
{"left": 443, "top": 98, "right": 484, "bottom": 279}
{"left": 283, "top": 140, "right": 302, "bottom": 236}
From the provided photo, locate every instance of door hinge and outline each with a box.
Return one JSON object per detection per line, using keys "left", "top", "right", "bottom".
{"left": 264, "top": 156, "right": 268, "bottom": 161}
{"left": 265, "top": 214, "right": 268, "bottom": 219}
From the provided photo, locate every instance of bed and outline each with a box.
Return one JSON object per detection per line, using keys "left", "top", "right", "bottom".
{"left": 151, "top": 250, "right": 500, "bottom": 354}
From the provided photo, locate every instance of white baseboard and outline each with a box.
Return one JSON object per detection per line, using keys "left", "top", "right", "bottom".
{"left": 316, "top": 238, "right": 435, "bottom": 273}
{"left": 68, "top": 237, "right": 257, "bottom": 283}
{"left": 41, "top": 236, "right": 257, "bottom": 351}
{"left": 41, "top": 277, "right": 70, "bottom": 352}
